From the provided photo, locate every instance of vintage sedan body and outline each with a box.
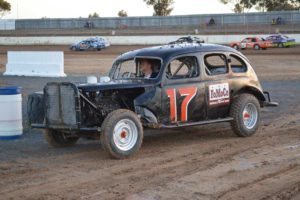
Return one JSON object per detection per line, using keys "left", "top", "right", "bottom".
{"left": 28, "top": 43, "right": 277, "bottom": 159}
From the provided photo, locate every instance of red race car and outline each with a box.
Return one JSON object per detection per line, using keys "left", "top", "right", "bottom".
{"left": 230, "top": 37, "right": 273, "bottom": 50}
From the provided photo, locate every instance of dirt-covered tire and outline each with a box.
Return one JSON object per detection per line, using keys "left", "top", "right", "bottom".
{"left": 230, "top": 94, "right": 260, "bottom": 137}
{"left": 100, "top": 109, "right": 143, "bottom": 159}
{"left": 27, "top": 92, "right": 44, "bottom": 125}
{"left": 44, "top": 129, "right": 79, "bottom": 148}
{"left": 254, "top": 44, "right": 261, "bottom": 50}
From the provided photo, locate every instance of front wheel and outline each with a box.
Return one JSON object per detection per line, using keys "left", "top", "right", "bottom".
{"left": 230, "top": 94, "right": 260, "bottom": 137}
{"left": 254, "top": 44, "right": 261, "bottom": 50}
{"left": 44, "top": 129, "right": 79, "bottom": 147}
{"left": 100, "top": 109, "right": 143, "bottom": 159}
{"left": 278, "top": 43, "right": 284, "bottom": 48}
{"left": 233, "top": 45, "right": 239, "bottom": 50}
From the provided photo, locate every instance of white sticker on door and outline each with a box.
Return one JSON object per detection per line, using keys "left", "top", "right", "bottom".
{"left": 209, "top": 83, "right": 230, "bottom": 106}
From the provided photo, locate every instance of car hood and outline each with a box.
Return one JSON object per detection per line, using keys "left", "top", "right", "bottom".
{"left": 77, "top": 79, "right": 157, "bottom": 92}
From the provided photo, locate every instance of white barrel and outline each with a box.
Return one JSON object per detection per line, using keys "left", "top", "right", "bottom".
{"left": 0, "top": 87, "right": 22, "bottom": 140}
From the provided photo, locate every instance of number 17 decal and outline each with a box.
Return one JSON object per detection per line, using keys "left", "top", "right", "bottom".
{"left": 166, "top": 87, "right": 197, "bottom": 122}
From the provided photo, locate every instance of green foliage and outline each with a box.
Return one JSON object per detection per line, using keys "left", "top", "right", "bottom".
{"left": 88, "top": 12, "right": 100, "bottom": 18}
{"left": 219, "top": 0, "right": 300, "bottom": 12}
{"left": 254, "top": 0, "right": 300, "bottom": 12}
{"left": 219, "top": 0, "right": 253, "bottom": 13}
{"left": 118, "top": 10, "right": 128, "bottom": 17}
{"left": 144, "top": 0, "right": 174, "bottom": 16}
{"left": 0, "top": 0, "right": 11, "bottom": 17}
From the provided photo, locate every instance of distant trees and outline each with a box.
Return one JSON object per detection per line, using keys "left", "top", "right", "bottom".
{"left": 219, "top": 0, "right": 253, "bottom": 13}
{"left": 0, "top": 0, "right": 11, "bottom": 17}
{"left": 219, "top": 0, "right": 300, "bottom": 13}
{"left": 88, "top": 12, "right": 100, "bottom": 18}
{"left": 144, "top": 0, "right": 174, "bottom": 16}
{"left": 254, "top": 0, "right": 300, "bottom": 12}
{"left": 118, "top": 10, "right": 128, "bottom": 17}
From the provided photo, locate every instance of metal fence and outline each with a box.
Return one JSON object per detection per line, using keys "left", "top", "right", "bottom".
{"left": 0, "top": 19, "right": 15, "bottom": 30}
{"left": 15, "top": 11, "right": 300, "bottom": 30}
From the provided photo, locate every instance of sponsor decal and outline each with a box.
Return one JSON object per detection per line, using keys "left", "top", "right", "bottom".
{"left": 209, "top": 83, "right": 230, "bottom": 106}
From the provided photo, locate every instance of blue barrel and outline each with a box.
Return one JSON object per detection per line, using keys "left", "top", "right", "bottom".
{"left": 0, "top": 86, "right": 23, "bottom": 140}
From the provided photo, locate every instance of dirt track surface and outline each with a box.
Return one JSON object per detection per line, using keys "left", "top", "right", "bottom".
{"left": 0, "top": 45, "right": 300, "bottom": 200}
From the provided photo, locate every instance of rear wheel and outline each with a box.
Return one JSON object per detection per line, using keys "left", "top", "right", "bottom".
{"left": 44, "top": 129, "right": 79, "bottom": 147}
{"left": 100, "top": 109, "right": 143, "bottom": 159}
{"left": 230, "top": 94, "right": 260, "bottom": 137}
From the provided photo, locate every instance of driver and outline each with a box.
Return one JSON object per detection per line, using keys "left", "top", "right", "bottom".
{"left": 139, "top": 59, "right": 158, "bottom": 78}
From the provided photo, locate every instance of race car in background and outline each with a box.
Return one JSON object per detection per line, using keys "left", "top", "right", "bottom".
{"left": 230, "top": 37, "right": 273, "bottom": 50}
{"left": 70, "top": 37, "right": 110, "bottom": 51}
{"left": 265, "top": 34, "right": 296, "bottom": 48}
{"left": 168, "top": 36, "right": 205, "bottom": 45}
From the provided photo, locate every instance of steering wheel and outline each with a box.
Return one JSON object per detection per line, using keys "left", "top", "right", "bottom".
{"left": 121, "top": 72, "right": 133, "bottom": 78}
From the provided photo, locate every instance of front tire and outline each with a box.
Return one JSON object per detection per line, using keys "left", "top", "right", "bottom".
{"left": 100, "top": 109, "right": 143, "bottom": 159}
{"left": 44, "top": 129, "right": 79, "bottom": 147}
{"left": 230, "top": 94, "right": 260, "bottom": 137}
{"left": 254, "top": 44, "right": 261, "bottom": 50}
{"left": 233, "top": 45, "right": 239, "bottom": 50}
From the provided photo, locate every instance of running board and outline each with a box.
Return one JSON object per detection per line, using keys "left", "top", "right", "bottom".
{"left": 162, "top": 117, "right": 233, "bottom": 128}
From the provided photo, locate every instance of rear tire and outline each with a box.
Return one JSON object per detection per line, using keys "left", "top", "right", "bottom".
{"left": 27, "top": 92, "right": 44, "bottom": 125}
{"left": 100, "top": 109, "right": 143, "bottom": 159}
{"left": 44, "top": 129, "right": 79, "bottom": 147}
{"left": 230, "top": 94, "right": 260, "bottom": 137}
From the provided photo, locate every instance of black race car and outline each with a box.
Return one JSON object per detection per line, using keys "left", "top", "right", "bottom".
{"left": 168, "top": 36, "right": 204, "bottom": 45}
{"left": 28, "top": 43, "right": 278, "bottom": 159}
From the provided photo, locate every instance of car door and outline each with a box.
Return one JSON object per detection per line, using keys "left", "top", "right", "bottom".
{"left": 202, "top": 53, "right": 231, "bottom": 120}
{"left": 241, "top": 38, "right": 248, "bottom": 49}
{"left": 161, "top": 54, "right": 206, "bottom": 125}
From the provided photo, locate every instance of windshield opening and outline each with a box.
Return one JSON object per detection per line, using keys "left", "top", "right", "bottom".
{"left": 112, "top": 57, "right": 161, "bottom": 80}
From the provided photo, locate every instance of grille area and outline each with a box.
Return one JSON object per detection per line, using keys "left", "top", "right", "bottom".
{"left": 44, "top": 83, "right": 79, "bottom": 128}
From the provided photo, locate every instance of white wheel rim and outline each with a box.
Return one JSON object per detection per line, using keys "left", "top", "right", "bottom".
{"left": 113, "top": 119, "right": 138, "bottom": 151}
{"left": 243, "top": 103, "right": 258, "bottom": 129}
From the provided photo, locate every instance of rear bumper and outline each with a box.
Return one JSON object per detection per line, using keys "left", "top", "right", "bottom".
{"left": 263, "top": 91, "right": 279, "bottom": 107}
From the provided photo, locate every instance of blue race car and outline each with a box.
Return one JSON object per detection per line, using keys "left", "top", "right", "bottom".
{"left": 70, "top": 37, "right": 110, "bottom": 51}
{"left": 266, "top": 34, "right": 296, "bottom": 48}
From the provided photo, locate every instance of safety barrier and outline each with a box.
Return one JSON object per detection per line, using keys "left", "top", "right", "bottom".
{"left": 0, "top": 34, "right": 299, "bottom": 45}
{"left": 4, "top": 51, "right": 66, "bottom": 77}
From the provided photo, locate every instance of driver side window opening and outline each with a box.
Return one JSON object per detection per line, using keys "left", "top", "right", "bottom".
{"left": 204, "top": 54, "right": 228, "bottom": 76}
{"left": 166, "top": 56, "right": 199, "bottom": 79}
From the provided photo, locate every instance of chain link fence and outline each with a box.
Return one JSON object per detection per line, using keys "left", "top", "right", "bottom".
{"left": 1, "top": 11, "right": 299, "bottom": 36}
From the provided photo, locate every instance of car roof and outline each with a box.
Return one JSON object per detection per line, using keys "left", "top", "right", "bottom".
{"left": 116, "top": 43, "right": 241, "bottom": 61}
